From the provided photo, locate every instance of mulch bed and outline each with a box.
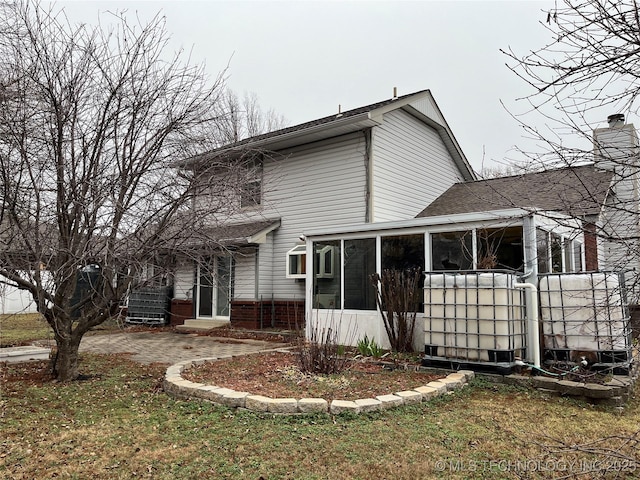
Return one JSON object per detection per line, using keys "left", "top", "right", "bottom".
{"left": 182, "top": 351, "right": 440, "bottom": 402}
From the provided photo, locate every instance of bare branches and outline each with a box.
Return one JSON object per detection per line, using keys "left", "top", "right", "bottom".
{"left": 0, "top": 1, "right": 240, "bottom": 380}
{"left": 533, "top": 429, "right": 640, "bottom": 479}
{"left": 504, "top": 0, "right": 640, "bottom": 123}
{"left": 500, "top": 0, "right": 640, "bottom": 299}
{"left": 370, "top": 268, "right": 422, "bottom": 352}
{"left": 210, "top": 88, "right": 287, "bottom": 145}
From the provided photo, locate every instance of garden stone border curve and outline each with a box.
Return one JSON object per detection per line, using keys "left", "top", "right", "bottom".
{"left": 163, "top": 355, "right": 474, "bottom": 415}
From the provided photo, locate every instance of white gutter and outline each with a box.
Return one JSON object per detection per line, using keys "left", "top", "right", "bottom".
{"left": 514, "top": 281, "right": 540, "bottom": 368}
{"left": 303, "top": 208, "right": 532, "bottom": 238}
{"left": 179, "top": 112, "right": 380, "bottom": 167}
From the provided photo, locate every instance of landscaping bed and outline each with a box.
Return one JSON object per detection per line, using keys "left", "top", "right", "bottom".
{"left": 182, "top": 351, "right": 440, "bottom": 402}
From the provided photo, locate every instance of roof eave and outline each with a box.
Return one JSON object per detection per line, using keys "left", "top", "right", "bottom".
{"left": 401, "top": 105, "right": 476, "bottom": 181}
{"left": 179, "top": 113, "right": 382, "bottom": 167}
{"left": 366, "top": 90, "right": 475, "bottom": 182}
{"left": 303, "top": 208, "right": 533, "bottom": 238}
{"left": 247, "top": 220, "right": 281, "bottom": 244}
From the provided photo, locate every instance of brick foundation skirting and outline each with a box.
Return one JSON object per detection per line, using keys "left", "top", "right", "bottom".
{"left": 230, "top": 299, "right": 304, "bottom": 330}
{"left": 170, "top": 299, "right": 193, "bottom": 326}
{"left": 169, "top": 298, "right": 305, "bottom": 330}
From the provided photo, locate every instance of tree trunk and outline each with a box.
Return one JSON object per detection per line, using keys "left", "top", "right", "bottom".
{"left": 53, "top": 334, "right": 82, "bottom": 382}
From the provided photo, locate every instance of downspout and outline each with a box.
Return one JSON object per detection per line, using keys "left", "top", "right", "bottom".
{"left": 363, "top": 128, "right": 372, "bottom": 223}
{"left": 305, "top": 236, "right": 314, "bottom": 342}
{"left": 517, "top": 215, "right": 541, "bottom": 368}
{"left": 514, "top": 280, "right": 540, "bottom": 368}
{"left": 522, "top": 216, "right": 538, "bottom": 285}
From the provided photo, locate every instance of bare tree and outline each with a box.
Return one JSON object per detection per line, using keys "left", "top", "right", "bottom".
{"left": 211, "top": 88, "right": 287, "bottom": 145}
{"left": 503, "top": 0, "right": 640, "bottom": 125}
{"left": 499, "top": 0, "right": 640, "bottom": 298}
{"left": 478, "top": 160, "right": 543, "bottom": 179}
{"left": 0, "top": 1, "right": 261, "bottom": 381}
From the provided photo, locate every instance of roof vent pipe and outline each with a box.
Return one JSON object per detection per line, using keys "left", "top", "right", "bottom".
{"left": 392, "top": 87, "right": 397, "bottom": 99}
{"left": 607, "top": 113, "right": 625, "bottom": 127}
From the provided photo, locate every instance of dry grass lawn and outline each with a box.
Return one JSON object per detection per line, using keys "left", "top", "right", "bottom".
{"left": 2, "top": 355, "right": 638, "bottom": 479}
{"left": 0, "top": 313, "right": 51, "bottom": 346}
{"left": 1, "top": 315, "right": 638, "bottom": 479}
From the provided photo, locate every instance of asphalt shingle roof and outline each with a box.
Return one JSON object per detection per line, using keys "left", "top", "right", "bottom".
{"left": 416, "top": 164, "right": 613, "bottom": 218}
{"left": 210, "top": 90, "right": 430, "bottom": 151}
{"left": 161, "top": 219, "right": 281, "bottom": 249}
{"left": 201, "top": 220, "right": 280, "bottom": 245}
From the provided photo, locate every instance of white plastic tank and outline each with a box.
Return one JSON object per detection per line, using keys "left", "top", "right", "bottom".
{"left": 539, "top": 272, "right": 630, "bottom": 354}
{"left": 424, "top": 272, "right": 525, "bottom": 363}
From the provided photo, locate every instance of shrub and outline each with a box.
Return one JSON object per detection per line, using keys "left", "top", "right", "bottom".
{"left": 370, "top": 268, "right": 422, "bottom": 353}
{"left": 296, "top": 316, "right": 350, "bottom": 375}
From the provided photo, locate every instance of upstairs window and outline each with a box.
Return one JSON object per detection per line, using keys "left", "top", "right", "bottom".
{"left": 240, "top": 155, "right": 263, "bottom": 207}
{"left": 241, "top": 179, "right": 261, "bottom": 207}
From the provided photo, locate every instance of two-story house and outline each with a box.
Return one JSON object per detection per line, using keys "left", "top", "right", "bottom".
{"left": 169, "top": 89, "right": 476, "bottom": 329}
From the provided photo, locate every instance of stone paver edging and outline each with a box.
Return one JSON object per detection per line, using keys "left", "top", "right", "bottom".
{"left": 501, "top": 371, "right": 637, "bottom": 406}
{"left": 163, "top": 356, "right": 474, "bottom": 415}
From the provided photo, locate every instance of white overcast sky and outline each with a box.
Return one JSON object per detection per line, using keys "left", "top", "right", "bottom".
{"left": 53, "top": 0, "right": 592, "bottom": 173}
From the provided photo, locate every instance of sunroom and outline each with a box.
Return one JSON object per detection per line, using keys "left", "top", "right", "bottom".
{"left": 301, "top": 208, "right": 588, "bottom": 353}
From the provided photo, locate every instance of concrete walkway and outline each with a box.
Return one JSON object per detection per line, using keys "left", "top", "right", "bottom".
{"left": 70, "top": 331, "right": 290, "bottom": 364}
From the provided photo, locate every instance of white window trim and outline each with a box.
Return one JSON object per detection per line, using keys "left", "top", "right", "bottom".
{"left": 286, "top": 244, "right": 307, "bottom": 279}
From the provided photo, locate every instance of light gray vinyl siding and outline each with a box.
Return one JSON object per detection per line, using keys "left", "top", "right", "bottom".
{"left": 594, "top": 124, "right": 640, "bottom": 284}
{"left": 173, "top": 261, "right": 194, "bottom": 300}
{"left": 408, "top": 97, "right": 446, "bottom": 125}
{"left": 195, "top": 134, "right": 367, "bottom": 300}
{"left": 256, "top": 235, "right": 273, "bottom": 299}
{"left": 233, "top": 248, "right": 257, "bottom": 299}
{"left": 371, "top": 109, "right": 465, "bottom": 222}
{"left": 261, "top": 133, "right": 368, "bottom": 298}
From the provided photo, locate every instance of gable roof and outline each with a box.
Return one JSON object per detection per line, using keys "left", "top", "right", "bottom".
{"left": 180, "top": 90, "right": 476, "bottom": 181}
{"left": 416, "top": 164, "right": 613, "bottom": 219}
